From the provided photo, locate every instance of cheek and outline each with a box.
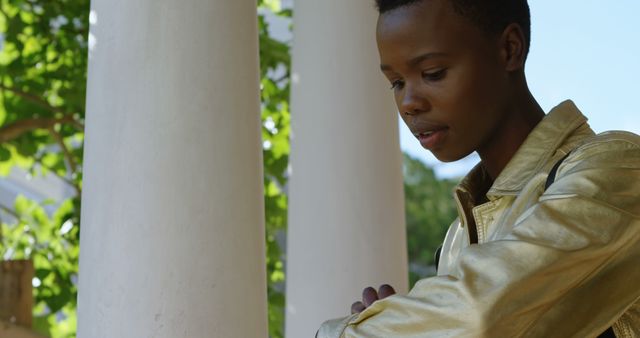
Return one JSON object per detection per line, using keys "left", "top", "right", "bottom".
{"left": 431, "top": 68, "right": 504, "bottom": 154}
{"left": 446, "top": 66, "right": 504, "bottom": 125}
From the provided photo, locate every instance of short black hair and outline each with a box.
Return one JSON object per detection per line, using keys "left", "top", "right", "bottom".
{"left": 375, "top": 0, "right": 532, "bottom": 57}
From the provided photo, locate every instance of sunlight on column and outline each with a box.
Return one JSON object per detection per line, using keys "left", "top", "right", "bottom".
{"left": 88, "top": 10, "right": 98, "bottom": 58}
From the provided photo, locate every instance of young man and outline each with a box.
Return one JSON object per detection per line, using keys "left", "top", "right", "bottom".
{"left": 317, "top": 0, "right": 640, "bottom": 337}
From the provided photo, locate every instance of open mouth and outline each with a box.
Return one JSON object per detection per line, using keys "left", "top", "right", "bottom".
{"left": 414, "top": 128, "right": 448, "bottom": 149}
{"left": 416, "top": 131, "right": 436, "bottom": 137}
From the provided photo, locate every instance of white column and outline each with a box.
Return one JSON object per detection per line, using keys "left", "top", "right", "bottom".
{"left": 285, "top": 1, "right": 408, "bottom": 336}
{"left": 77, "top": 1, "right": 267, "bottom": 337}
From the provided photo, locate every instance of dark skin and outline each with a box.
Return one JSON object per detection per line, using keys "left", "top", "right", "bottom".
{"left": 350, "top": 0, "right": 545, "bottom": 314}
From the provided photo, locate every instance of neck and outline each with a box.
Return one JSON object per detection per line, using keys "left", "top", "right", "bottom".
{"left": 477, "top": 86, "right": 545, "bottom": 181}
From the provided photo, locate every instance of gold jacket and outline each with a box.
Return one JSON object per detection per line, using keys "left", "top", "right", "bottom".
{"left": 318, "top": 101, "right": 640, "bottom": 337}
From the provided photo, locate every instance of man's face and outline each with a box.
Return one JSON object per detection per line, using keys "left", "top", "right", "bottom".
{"left": 377, "top": 0, "right": 511, "bottom": 162}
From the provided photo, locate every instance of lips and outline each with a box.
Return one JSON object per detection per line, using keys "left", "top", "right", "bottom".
{"left": 410, "top": 122, "right": 449, "bottom": 150}
{"left": 414, "top": 130, "right": 439, "bottom": 138}
{"left": 411, "top": 124, "right": 448, "bottom": 138}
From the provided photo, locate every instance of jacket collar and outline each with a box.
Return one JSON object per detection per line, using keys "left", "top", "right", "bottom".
{"left": 455, "top": 100, "right": 591, "bottom": 203}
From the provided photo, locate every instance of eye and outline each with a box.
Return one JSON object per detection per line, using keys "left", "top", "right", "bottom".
{"left": 390, "top": 79, "right": 405, "bottom": 90}
{"left": 422, "top": 69, "right": 447, "bottom": 82}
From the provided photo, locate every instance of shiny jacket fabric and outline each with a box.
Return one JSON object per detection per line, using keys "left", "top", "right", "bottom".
{"left": 318, "top": 101, "right": 640, "bottom": 337}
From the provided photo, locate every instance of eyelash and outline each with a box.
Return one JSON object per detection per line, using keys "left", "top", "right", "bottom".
{"left": 390, "top": 80, "right": 404, "bottom": 90}
{"left": 423, "top": 69, "right": 447, "bottom": 81}
{"left": 389, "top": 69, "right": 447, "bottom": 90}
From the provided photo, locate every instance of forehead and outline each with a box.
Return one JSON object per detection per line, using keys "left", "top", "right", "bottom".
{"left": 376, "top": 0, "right": 452, "bottom": 37}
{"left": 376, "top": 0, "right": 487, "bottom": 65}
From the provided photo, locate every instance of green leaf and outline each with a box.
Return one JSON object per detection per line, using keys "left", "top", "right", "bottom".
{"left": 0, "top": 145, "right": 10, "bottom": 161}
{"left": 32, "top": 314, "right": 53, "bottom": 336}
{"left": 261, "top": 0, "right": 281, "bottom": 12}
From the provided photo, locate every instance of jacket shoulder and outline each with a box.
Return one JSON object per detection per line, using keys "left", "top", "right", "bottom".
{"left": 547, "top": 130, "right": 640, "bottom": 213}
{"left": 575, "top": 130, "right": 640, "bottom": 152}
{"left": 562, "top": 130, "right": 640, "bottom": 167}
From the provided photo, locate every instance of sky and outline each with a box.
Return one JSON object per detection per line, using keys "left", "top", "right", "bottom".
{"left": 400, "top": 0, "right": 640, "bottom": 178}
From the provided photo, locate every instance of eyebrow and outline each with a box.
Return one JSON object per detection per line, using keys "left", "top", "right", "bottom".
{"left": 380, "top": 52, "right": 449, "bottom": 71}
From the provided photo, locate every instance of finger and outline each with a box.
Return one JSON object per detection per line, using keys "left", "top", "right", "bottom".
{"left": 351, "top": 301, "right": 366, "bottom": 314}
{"left": 378, "top": 284, "right": 396, "bottom": 299}
{"left": 362, "top": 286, "right": 379, "bottom": 307}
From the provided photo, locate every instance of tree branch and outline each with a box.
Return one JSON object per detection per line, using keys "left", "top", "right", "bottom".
{"left": 50, "top": 128, "right": 77, "bottom": 173}
{"left": 32, "top": 156, "right": 81, "bottom": 197}
{"left": 0, "top": 116, "right": 82, "bottom": 143}
{"left": 0, "top": 84, "right": 70, "bottom": 114}
{"left": 66, "top": 117, "right": 85, "bottom": 131}
{"left": 0, "top": 84, "right": 85, "bottom": 130}
{"left": 49, "top": 128, "right": 82, "bottom": 196}
{"left": 0, "top": 203, "right": 19, "bottom": 220}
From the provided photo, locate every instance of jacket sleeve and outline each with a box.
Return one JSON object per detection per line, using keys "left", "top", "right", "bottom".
{"left": 317, "top": 137, "right": 640, "bottom": 338}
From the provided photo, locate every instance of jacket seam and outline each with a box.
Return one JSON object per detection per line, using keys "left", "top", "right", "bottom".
{"left": 514, "top": 114, "right": 586, "bottom": 193}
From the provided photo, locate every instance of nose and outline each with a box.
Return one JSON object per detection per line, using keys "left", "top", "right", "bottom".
{"left": 399, "top": 83, "right": 429, "bottom": 116}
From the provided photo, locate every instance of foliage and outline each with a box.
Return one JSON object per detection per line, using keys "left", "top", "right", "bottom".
{"left": 257, "top": 1, "right": 292, "bottom": 337}
{"left": 403, "top": 154, "right": 459, "bottom": 286}
{"left": 0, "top": 0, "right": 88, "bottom": 336}
{"left": 2, "top": 197, "right": 79, "bottom": 337}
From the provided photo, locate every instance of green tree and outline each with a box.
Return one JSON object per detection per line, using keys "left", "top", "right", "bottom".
{"left": 0, "top": 0, "right": 88, "bottom": 336}
{"left": 403, "top": 153, "right": 459, "bottom": 286}
{"left": 257, "top": 1, "right": 292, "bottom": 337}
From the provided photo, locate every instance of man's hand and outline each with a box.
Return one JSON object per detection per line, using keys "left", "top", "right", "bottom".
{"left": 350, "top": 284, "right": 396, "bottom": 314}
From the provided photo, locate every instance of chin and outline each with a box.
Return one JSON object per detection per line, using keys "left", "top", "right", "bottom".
{"left": 430, "top": 149, "right": 471, "bottom": 163}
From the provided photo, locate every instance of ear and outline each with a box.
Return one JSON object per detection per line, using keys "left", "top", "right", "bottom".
{"left": 499, "top": 23, "right": 527, "bottom": 71}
